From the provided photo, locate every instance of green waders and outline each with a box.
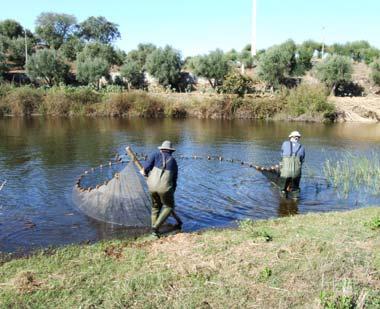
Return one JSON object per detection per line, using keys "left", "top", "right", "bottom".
{"left": 150, "top": 190, "right": 175, "bottom": 229}
{"left": 279, "top": 142, "right": 302, "bottom": 199}
{"left": 147, "top": 153, "right": 177, "bottom": 230}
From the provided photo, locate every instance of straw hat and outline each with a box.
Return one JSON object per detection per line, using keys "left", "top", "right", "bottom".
{"left": 158, "top": 140, "right": 176, "bottom": 151}
{"left": 289, "top": 131, "right": 301, "bottom": 138}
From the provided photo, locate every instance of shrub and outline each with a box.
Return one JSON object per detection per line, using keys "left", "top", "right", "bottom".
{"left": 63, "top": 86, "right": 102, "bottom": 105}
{"left": 315, "top": 55, "right": 353, "bottom": 93}
{"left": 286, "top": 84, "right": 334, "bottom": 117}
{"left": 43, "top": 90, "right": 74, "bottom": 116}
{"left": 120, "top": 60, "right": 144, "bottom": 89}
{"left": 105, "top": 92, "right": 131, "bottom": 116}
{"left": 128, "top": 92, "right": 165, "bottom": 118}
{"left": 370, "top": 59, "right": 380, "bottom": 86}
{"left": 4, "top": 86, "right": 43, "bottom": 115}
{"left": 219, "top": 71, "right": 255, "bottom": 96}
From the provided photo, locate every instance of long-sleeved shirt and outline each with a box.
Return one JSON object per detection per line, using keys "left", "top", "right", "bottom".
{"left": 281, "top": 140, "right": 305, "bottom": 163}
{"left": 143, "top": 150, "right": 178, "bottom": 188}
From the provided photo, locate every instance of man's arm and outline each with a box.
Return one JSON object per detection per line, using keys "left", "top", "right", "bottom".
{"left": 143, "top": 152, "right": 157, "bottom": 175}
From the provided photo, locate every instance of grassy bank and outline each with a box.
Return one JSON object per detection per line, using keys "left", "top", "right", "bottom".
{"left": 0, "top": 84, "right": 336, "bottom": 121}
{"left": 1, "top": 207, "right": 379, "bottom": 308}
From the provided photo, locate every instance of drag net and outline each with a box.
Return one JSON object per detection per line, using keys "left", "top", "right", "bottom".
{"left": 72, "top": 161, "right": 151, "bottom": 226}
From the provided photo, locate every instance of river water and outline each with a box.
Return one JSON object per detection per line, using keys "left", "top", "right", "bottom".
{"left": 1, "top": 117, "right": 380, "bottom": 253}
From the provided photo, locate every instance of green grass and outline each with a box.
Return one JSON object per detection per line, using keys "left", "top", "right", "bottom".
{"left": 324, "top": 153, "right": 380, "bottom": 196}
{"left": 1, "top": 207, "right": 379, "bottom": 308}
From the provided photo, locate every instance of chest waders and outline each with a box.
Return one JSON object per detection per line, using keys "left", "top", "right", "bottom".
{"left": 280, "top": 142, "right": 302, "bottom": 199}
{"left": 147, "top": 153, "right": 177, "bottom": 230}
{"left": 280, "top": 142, "right": 302, "bottom": 179}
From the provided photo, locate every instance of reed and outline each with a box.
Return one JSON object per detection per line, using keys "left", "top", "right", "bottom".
{"left": 323, "top": 152, "right": 380, "bottom": 196}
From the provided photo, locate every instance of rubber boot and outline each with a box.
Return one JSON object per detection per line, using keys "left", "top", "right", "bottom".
{"left": 152, "top": 206, "right": 173, "bottom": 229}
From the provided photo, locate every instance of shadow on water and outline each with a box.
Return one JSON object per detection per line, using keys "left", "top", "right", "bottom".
{"left": 1, "top": 117, "right": 380, "bottom": 253}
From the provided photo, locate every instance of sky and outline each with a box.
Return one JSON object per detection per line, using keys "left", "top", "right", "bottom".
{"left": 1, "top": 0, "right": 380, "bottom": 57}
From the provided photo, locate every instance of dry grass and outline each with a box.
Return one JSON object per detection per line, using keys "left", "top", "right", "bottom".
{"left": 0, "top": 207, "right": 379, "bottom": 308}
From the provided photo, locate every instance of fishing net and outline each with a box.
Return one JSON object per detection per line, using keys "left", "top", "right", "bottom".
{"left": 72, "top": 160, "right": 151, "bottom": 227}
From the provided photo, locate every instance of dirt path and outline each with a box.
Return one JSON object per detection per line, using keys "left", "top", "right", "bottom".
{"left": 330, "top": 95, "right": 380, "bottom": 122}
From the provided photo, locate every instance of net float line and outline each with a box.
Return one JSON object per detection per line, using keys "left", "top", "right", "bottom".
{"left": 74, "top": 152, "right": 279, "bottom": 193}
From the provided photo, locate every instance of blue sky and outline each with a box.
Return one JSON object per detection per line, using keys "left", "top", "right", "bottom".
{"left": 1, "top": 0, "right": 379, "bottom": 57}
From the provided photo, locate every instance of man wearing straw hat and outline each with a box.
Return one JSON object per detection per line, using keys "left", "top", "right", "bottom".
{"left": 142, "top": 141, "right": 182, "bottom": 237}
{"left": 279, "top": 131, "right": 305, "bottom": 199}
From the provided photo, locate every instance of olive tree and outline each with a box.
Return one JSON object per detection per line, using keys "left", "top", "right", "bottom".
{"left": 145, "top": 45, "right": 182, "bottom": 88}
{"left": 76, "top": 56, "right": 109, "bottom": 89}
{"left": 77, "top": 42, "right": 121, "bottom": 65}
{"left": 256, "top": 40, "right": 296, "bottom": 89}
{"left": 26, "top": 49, "right": 69, "bottom": 86}
{"left": 0, "top": 50, "right": 7, "bottom": 77}
{"left": 370, "top": 59, "right": 380, "bottom": 86}
{"left": 120, "top": 60, "right": 144, "bottom": 89}
{"left": 126, "top": 43, "right": 157, "bottom": 69}
{"left": 77, "top": 16, "right": 120, "bottom": 44}
{"left": 35, "top": 12, "right": 77, "bottom": 49}
{"left": 315, "top": 55, "right": 353, "bottom": 93}
{"left": 190, "top": 49, "right": 230, "bottom": 88}
{"left": 0, "top": 19, "right": 24, "bottom": 39}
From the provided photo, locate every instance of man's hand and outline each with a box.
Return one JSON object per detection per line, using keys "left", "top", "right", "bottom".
{"left": 139, "top": 169, "right": 146, "bottom": 177}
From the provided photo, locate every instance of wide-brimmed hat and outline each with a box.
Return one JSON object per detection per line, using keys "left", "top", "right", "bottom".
{"left": 289, "top": 131, "right": 301, "bottom": 138}
{"left": 158, "top": 140, "right": 176, "bottom": 151}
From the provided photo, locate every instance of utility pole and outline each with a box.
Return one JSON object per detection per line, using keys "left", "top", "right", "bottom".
{"left": 251, "top": 0, "right": 257, "bottom": 56}
{"left": 321, "top": 26, "right": 325, "bottom": 59}
{"left": 24, "top": 30, "right": 28, "bottom": 67}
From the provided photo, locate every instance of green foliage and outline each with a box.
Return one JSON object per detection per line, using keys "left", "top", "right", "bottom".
{"left": 77, "top": 42, "right": 121, "bottom": 65}
{"left": 145, "top": 45, "right": 182, "bottom": 88}
{"left": 0, "top": 19, "right": 24, "bottom": 38}
{"left": 239, "top": 219, "right": 273, "bottom": 241}
{"left": 120, "top": 60, "right": 144, "bottom": 89}
{"left": 219, "top": 71, "right": 255, "bottom": 96}
{"left": 257, "top": 40, "right": 297, "bottom": 89}
{"left": 76, "top": 57, "right": 109, "bottom": 89}
{"left": 190, "top": 49, "right": 230, "bottom": 88}
{"left": 59, "top": 36, "right": 84, "bottom": 61}
{"left": 6, "top": 37, "right": 34, "bottom": 67}
{"left": 315, "top": 55, "right": 353, "bottom": 90}
{"left": 286, "top": 84, "right": 333, "bottom": 117}
{"left": 35, "top": 12, "right": 77, "bottom": 49}
{"left": 26, "top": 49, "right": 70, "bottom": 86}
{"left": 361, "top": 47, "right": 380, "bottom": 65}
{"left": 364, "top": 216, "right": 380, "bottom": 230}
{"left": 324, "top": 153, "right": 380, "bottom": 196}
{"left": 370, "top": 59, "right": 380, "bottom": 86}
{"left": 258, "top": 267, "right": 272, "bottom": 282}
{"left": 126, "top": 43, "right": 157, "bottom": 70}
{"left": 0, "top": 49, "right": 7, "bottom": 76}
{"left": 77, "top": 16, "right": 120, "bottom": 44}
{"left": 293, "top": 41, "right": 317, "bottom": 75}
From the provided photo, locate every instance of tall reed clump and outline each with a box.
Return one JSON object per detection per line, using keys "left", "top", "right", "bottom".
{"left": 323, "top": 152, "right": 380, "bottom": 196}
{"left": 286, "top": 84, "right": 335, "bottom": 119}
{"left": 42, "top": 88, "right": 76, "bottom": 116}
{"left": 104, "top": 92, "right": 132, "bottom": 116}
{"left": 3, "top": 86, "right": 43, "bottom": 116}
{"left": 126, "top": 91, "right": 165, "bottom": 118}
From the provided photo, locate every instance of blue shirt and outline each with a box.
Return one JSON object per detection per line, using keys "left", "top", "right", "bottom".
{"left": 281, "top": 141, "right": 305, "bottom": 163}
{"left": 143, "top": 150, "right": 178, "bottom": 188}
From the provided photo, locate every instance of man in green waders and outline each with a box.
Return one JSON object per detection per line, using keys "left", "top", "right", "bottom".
{"left": 279, "top": 131, "right": 305, "bottom": 199}
{"left": 141, "top": 141, "right": 182, "bottom": 237}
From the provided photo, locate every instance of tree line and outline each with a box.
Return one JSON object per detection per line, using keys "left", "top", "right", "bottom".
{"left": 1, "top": 13, "right": 380, "bottom": 94}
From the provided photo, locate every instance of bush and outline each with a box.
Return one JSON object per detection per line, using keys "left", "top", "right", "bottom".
{"left": 120, "top": 60, "right": 144, "bottom": 89}
{"left": 43, "top": 89, "right": 74, "bottom": 116}
{"left": 105, "top": 92, "right": 131, "bottom": 116}
{"left": 370, "top": 59, "right": 380, "bottom": 86}
{"left": 127, "top": 92, "right": 165, "bottom": 117}
{"left": 315, "top": 55, "right": 353, "bottom": 92}
{"left": 63, "top": 86, "right": 102, "bottom": 105}
{"left": 4, "top": 86, "right": 43, "bottom": 115}
{"left": 286, "top": 84, "right": 333, "bottom": 117}
{"left": 219, "top": 71, "right": 255, "bottom": 96}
